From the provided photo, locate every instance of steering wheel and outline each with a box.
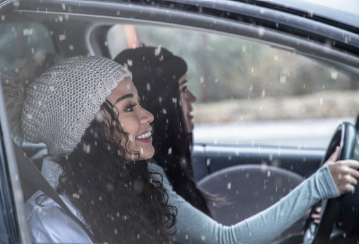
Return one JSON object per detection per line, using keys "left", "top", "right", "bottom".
{"left": 304, "top": 122, "right": 359, "bottom": 244}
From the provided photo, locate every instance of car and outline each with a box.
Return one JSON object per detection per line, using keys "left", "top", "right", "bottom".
{"left": 0, "top": 0, "right": 359, "bottom": 243}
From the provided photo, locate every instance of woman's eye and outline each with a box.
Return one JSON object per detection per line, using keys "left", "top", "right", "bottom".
{"left": 125, "top": 103, "right": 137, "bottom": 112}
{"left": 181, "top": 86, "right": 187, "bottom": 93}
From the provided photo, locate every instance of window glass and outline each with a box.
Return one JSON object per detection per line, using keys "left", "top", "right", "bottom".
{"left": 0, "top": 22, "right": 53, "bottom": 156}
{"left": 0, "top": 22, "right": 55, "bottom": 73}
{"left": 108, "top": 25, "right": 359, "bottom": 148}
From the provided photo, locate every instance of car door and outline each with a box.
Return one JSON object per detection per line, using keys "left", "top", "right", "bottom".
{"left": 0, "top": 83, "right": 32, "bottom": 243}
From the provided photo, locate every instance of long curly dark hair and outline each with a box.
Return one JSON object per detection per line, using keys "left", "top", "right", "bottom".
{"left": 114, "top": 46, "right": 212, "bottom": 217}
{"left": 52, "top": 100, "right": 177, "bottom": 243}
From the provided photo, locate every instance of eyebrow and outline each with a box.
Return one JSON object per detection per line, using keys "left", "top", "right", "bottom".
{"left": 114, "top": 93, "right": 134, "bottom": 104}
{"left": 179, "top": 80, "right": 188, "bottom": 86}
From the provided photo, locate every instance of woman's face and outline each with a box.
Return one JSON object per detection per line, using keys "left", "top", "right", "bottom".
{"left": 107, "top": 77, "right": 155, "bottom": 160}
{"left": 178, "top": 73, "right": 197, "bottom": 132}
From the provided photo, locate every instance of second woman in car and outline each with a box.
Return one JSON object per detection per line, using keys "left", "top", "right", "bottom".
{"left": 114, "top": 46, "right": 213, "bottom": 217}
{"left": 114, "top": 47, "right": 359, "bottom": 244}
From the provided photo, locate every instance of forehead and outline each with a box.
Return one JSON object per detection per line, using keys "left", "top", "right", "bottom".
{"left": 107, "top": 76, "right": 138, "bottom": 104}
{"left": 178, "top": 73, "right": 188, "bottom": 85}
{"left": 111, "top": 77, "right": 137, "bottom": 96}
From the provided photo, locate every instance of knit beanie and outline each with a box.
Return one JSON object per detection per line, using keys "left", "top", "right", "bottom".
{"left": 3, "top": 56, "right": 132, "bottom": 158}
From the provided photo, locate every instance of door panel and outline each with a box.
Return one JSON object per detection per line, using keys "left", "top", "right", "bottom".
{"left": 197, "top": 164, "right": 305, "bottom": 237}
{"left": 193, "top": 144, "right": 322, "bottom": 238}
{"left": 192, "top": 143, "right": 325, "bottom": 182}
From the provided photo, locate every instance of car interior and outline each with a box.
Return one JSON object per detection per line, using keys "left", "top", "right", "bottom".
{"left": 1, "top": 0, "right": 359, "bottom": 243}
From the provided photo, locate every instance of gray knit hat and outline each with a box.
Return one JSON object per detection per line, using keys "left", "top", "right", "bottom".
{"left": 3, "top": 56, "right": 132, "bottom": 158}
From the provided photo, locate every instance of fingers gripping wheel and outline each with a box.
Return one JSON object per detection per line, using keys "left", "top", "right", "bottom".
{"left": 304, "top": 122, "right": 359, "bottom": 244}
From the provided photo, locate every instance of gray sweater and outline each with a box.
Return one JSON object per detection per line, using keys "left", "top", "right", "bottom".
{"left": 26, "top": 158, "right": 339, "bottom": 244}
{"left": 148, "top": 162, "right": 339, "bottom": 244}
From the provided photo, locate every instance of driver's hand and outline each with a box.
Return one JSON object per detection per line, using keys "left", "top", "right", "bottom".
{"left": 327, "top": 147, "right": 359, "bottom": 194}
{"left": 311, "top": 207, "right": 321, "bottom": 225}
{"left": 326, "top": 146, "right": 340, "bottom": 163}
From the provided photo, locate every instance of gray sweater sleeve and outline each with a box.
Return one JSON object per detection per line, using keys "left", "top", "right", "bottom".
{"left": 149, "top": 163, "right": 339, "bottom": 244}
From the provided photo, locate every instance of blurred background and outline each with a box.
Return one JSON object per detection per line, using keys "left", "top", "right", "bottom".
{"left": 1, "top": 23, "right": 358, "bottom": 147}
{"left": 107, "top": 25, "right": 359, "bottom": 148}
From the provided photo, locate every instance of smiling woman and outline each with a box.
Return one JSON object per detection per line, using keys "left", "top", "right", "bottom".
{"left": 114, "top": 46, "right": 214, "bottom": 218}
{"left": 107, "top": 77, "right": 155, "bottom": 160}
{"left": 2, "top": 56, "right": 176, "bottom": 244}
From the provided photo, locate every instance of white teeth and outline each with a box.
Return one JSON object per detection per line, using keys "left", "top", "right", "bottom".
{"left": 137, "top": 131, "right": 152, "bottom": 139}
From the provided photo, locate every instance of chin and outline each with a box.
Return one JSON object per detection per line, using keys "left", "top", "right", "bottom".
{"left": 188, "top": 123, "right": 194, "bottom": 132}
{"left": 139, "top": 155, "right": 154, "bottom": 161}
{"left": 139, "top": 147, "right": 155, "bottom": 160}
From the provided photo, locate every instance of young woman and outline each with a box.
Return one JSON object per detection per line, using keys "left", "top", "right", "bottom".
{"left": 113, "top": 47, "right": 359, "bottom": 244}
{"left": 114, "top": 46, "right": 212, "bottom": 217}
{"left": 3, "top": 56, "right": 176, "bottom": 243}
{"left": 3, "top": 55, "right": 359, "bottom": 244}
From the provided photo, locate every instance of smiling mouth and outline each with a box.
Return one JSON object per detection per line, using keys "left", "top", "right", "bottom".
{"left": 136, "top": 131, "right": 152, "bottom": 139}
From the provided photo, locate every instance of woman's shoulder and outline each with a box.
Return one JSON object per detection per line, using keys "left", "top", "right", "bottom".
{"left": 25, "top": 191, "right": 92, "bottom": 243}
{"left": 148, "top": 162, "right": 189, "bottom": 205}
{"left": 25, "top": 190, "right": 61, "bottom": 217}
{"left": 148, "top": 162, "right": 172, "bottom": 187}
{"left": 148, "top": 161, "right": 165, "bottom": 175}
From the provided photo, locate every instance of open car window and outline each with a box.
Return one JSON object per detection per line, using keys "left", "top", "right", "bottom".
{"left": 107, "top": 24, "right": 359, "bottom": 148}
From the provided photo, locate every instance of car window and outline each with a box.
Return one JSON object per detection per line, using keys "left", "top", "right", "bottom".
{"left": 0, "top": 22, "right": 55, "bottom": 73}
{"left": 107, "top": 24, "right": 359, "bottom": 148}
{"left": 0, "top": 21, "right": 54, "bottom": 162}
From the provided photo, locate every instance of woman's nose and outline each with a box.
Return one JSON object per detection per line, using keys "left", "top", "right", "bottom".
{"left": 140, "top": 106, "right": 154, "bottom": 124}
{"left": 187, "top": 90, "right": 197, "bottom": 103}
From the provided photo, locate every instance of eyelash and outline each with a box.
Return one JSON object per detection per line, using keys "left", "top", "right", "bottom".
{"left": 125, "top": 103, "right": 138, "bottom": 112}
{"left": 181, "top": 86, "right": 187, "bottom": 93}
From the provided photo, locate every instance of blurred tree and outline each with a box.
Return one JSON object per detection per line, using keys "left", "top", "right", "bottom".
{"left": 133, "top": 25, "right": 358, "bottom": 104}
{"left": 0, "top": 22, "right": 54, "bottom": 74}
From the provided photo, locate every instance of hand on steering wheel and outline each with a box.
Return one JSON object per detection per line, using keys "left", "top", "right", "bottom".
{"left": 327, "top": 146, "right": 359, "bottom": 194}
{"left": 305, "top": 123, "right": 359, "bottom": 244}
{"left": 311, "top": 207, "right": 321, "bottom": 226}
{"left": 311, "top": 146, "right": 359, "bottom": 226}
{"left": 311, "top": 147, "right": 340, "bottom": 226}
{"left": 311, "top": 147, "right": 341, "bottom": 226}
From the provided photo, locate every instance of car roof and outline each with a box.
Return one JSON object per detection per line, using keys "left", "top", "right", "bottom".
{"left": 257, "top": 0, "right": 359, "bottom": 29}
{"left": 1, "top": 0, "right": 359, "bottom": 75}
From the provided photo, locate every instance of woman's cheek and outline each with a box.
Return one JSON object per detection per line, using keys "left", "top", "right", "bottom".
{"left": 127, "top": 122, "right": 139, "bottom": 148}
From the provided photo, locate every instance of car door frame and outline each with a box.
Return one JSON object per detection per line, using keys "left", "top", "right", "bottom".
{"left": 0, "top": 80, "right": 32, "bottom": 243}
